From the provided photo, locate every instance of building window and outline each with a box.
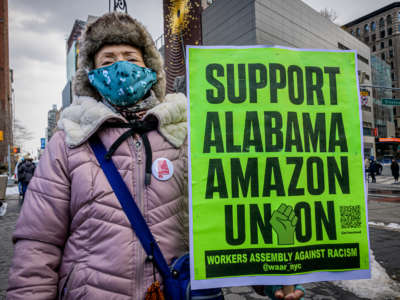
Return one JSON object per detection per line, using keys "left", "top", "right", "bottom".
{"left": 392, "top": 72, "right": 395, "bottom": 81}
{"left": 372, "top": 33, "right": 376, "bottom": 41}
{"left": 338, "top": 42, "right": 349, "bottom": 50}
{"left": 379, "top": 17, "right": 385, "bottom": 28}
{"left": 380, "top": 30, "right": 386, "bottom": 38}
{"left": 356, "top": 28, "right": 360, "bottom": 36}
{"left": 357, "top": 54, "right": 369, "bottom": 65}
{"left": 390, "top": 49, "right": 394, "bottom": 58}
{"left": 389, "top": 39, "right": 393, "bottom": 47}
{"left": 388, "top": 27, "right": 393, "bottom": 35}
{"left": 365, "top": 36, "right": 369, "bottom": 43}
{"left": 364, "top": 24, "right": 369, "bottom": 33}
{"left": 371, "top": 21, "right": 376, "bottom": 31}
{"left": 362, "top": 106, "right": 372, "bottom": 112}
{"left": 381, "top": 41, "right": 385, "bottom": 49}
{"left": 363, "top": 127, "right": 373, "bottom": 136}
{"left": 387, "top": 15, "right": 392, "bottom": 25}
{"left": 373, "top": 44, "right": 376, "bottom": 52}
{"left": 398, "top": 24, "right": 400, "bottom": 32}
{"left": 382, "top": 52, "right": 386, "bottom": 60}
{"left": 391, "top": 61, "right": 394, "bottom": 69}
{"left": 398, "top": 11, "right": 400, "bottom": 21}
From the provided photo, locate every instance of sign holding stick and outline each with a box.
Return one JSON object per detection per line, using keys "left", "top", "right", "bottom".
{"left": 186, "top": 46, "right": 370, "bottom": 289}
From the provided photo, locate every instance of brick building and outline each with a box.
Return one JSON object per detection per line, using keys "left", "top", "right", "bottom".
{"left": 0, "top": 0, "right": 12, "bottom": 168}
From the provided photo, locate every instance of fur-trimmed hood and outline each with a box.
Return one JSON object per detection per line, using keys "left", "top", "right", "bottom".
{"left": 73, "top": 12, "right": 166, "bottom": 101}
{"left": 58, "top": 93, "right": 187, "bottom": 149}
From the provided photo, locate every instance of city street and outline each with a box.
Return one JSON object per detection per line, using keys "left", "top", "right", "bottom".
{"left": 1, "top": 178, "right": 400, "bottom": 300}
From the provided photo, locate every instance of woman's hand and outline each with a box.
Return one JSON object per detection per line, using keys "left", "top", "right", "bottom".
{"left": 253, "top": 284, "right": 304, "bottom": 300}
{"left": 274, "top": 285, "right": 304, "bottom": 300}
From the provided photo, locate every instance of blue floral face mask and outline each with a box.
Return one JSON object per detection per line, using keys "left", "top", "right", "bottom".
{"left": 88, "top": 61, "right": 157, "bottom": 107}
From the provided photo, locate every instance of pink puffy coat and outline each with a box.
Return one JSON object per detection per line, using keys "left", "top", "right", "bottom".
{"left": 7, "top": 94, "right": 188, "bottom": 300}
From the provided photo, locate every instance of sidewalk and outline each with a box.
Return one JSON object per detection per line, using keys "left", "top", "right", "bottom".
{"left": 0, "top": 193, "right": 19, "bottom": 299}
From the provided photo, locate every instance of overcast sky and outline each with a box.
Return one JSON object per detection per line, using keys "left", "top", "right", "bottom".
{"left": 8, "top": 0, "right": 397, "bottom": 155}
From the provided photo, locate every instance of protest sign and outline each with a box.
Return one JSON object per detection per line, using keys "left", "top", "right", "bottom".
{"left": 186, "top": 46, "right": 370, "bottom": 289}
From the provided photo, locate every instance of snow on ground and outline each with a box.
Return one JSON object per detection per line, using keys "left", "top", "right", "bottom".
{"left": 369, "top": 221, "right": 400, "bottom": 230}
{"left": 6, "top": 186, "right": 19, "bottom": 196}
{"left": 333, "top": 251, "right": 400, "bottom": 299}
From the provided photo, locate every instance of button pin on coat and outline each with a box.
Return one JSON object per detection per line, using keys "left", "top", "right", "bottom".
{"left": 152, "top": 158, "right": 174, "bottom": 181}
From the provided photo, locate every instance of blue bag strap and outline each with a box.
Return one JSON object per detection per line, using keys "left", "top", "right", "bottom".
{"left": 89, "top": 134, "right": 171, "bottom": 280}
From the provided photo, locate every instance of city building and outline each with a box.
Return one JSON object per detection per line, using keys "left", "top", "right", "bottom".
{"left": 0, "top": 0, "right": 13, "bottom": 168}
{"left": 202, "top": 0, "right": 375, "bottom": 157}
{"left": 371, "top": 55, "right": 395, "bottom": 139}
{"left": 343, "top": 2, "right": 400, "bottom": 137}
{"left": 62, "top": 17, "right": 97, "bottom": 109}
{"left": 62, "top": 19, "right": 86, "bottom": 109}
{"left": 46, "top": 105, "right": 58, "bottom": 142}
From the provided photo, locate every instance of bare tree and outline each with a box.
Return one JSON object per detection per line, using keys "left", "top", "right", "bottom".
{"left": 14, "top": 119, "right": 34, "bottom": 147}
{"left": 320, "top": 8, "right": 338, "bottom": 23}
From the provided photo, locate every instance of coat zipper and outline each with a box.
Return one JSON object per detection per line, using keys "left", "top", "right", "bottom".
{"left": 60, "top": 264, "right": 76, "bottom": 300}
{"left": 134, "top": 136, "right": 145, "bottom": 299}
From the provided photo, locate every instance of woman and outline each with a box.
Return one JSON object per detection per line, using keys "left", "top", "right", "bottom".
{"left": 17, "top": 154, "right": 36, "bottom": 202}
{"left": 7, "top": 12, "right": 303, "bottom": 300}
{"left": 391, "top": 158, "right": 399, "bottom": 183}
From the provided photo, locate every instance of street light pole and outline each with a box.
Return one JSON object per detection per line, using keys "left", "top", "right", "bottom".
{"left": 7, "top": 144, "right": 10, "bottom": 177}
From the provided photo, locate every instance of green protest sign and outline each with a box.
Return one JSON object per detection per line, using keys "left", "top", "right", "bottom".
{"left": 187, "top": 46, "right": 370, "bottom": 289}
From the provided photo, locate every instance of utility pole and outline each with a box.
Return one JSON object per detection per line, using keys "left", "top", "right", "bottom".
{"left": 7, "top": 144, "right": 10, "bottom": 176}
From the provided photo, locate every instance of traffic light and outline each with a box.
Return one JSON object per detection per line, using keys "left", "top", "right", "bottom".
{"left": 12, "top": 147, "right": 20, "bottom": 154}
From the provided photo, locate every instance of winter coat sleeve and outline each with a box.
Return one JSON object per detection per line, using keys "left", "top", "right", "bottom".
{"left": 7, "top": 131, "right": 71, "bottom": 300}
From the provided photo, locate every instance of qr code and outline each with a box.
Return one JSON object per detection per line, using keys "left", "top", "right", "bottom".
{"left": 340, "top": 205, "right": 361, "bottom": 229}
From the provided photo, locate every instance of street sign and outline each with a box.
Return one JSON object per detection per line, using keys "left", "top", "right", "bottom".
{"left": 40, "top": 138, "right": 46, "bottom": 149}
{"left": 360, "top": 91, "right": 369, "bottom": 96}
{"left": 379, "top": 137, "right": 400, "bottom": 142}
{"left": 0, "top": 130, "right": 3, "bottom": 141}
{"left": 382, "top": 98, "right": 400, "bottom": 105}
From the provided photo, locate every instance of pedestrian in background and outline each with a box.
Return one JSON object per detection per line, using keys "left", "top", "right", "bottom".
{"left": 391, "top": 158, "right": 399, "bottom": 183}
{"left": 7, "top": 12, "right": 304, "bottom": 300}
{"left": 17, "top": 154, "right": 35, "bottom": 201}
{"left": 0, "top": 164, "right": 7, "bottom": 216}
{"left": 369, "top": 158, "right": 377, "bottom": 183}
{"left": 364, "top": 157, "right": 370, "bottom": 182}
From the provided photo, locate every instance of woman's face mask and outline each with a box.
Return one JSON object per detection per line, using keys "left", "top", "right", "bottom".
{"left": 88, "top": 60, "right": 157, "bottom": 107}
